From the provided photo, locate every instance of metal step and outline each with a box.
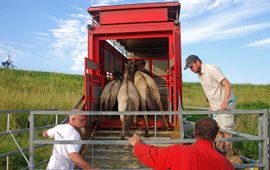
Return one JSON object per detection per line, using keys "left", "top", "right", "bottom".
{"left": 82, "top": 129, "right": 176, "bottom": 169}
{"left": 83, "top": 144, "right": 147, "bottom": 169}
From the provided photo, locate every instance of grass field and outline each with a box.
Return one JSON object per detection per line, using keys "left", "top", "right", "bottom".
{"left": 0, "top": 68, "right": 269, "bottom": 168}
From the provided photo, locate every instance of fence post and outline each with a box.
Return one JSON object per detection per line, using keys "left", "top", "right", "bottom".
{"left": 154, "top": 115, "right": 157, "bottom": 138}
{"left": 258, "top": 113, "right": 263, "bottom": 165}
{"left": 268, "top": 109, "right": 270, "bottom": 170}
{"left": 55, "top": 114, "right": 58, "bottom": 125}
{"left": 264, "top": 109, "right": 269, "bottom": 170}
{"left": 6, "top": 113, "right": 10, "bottom": 170}
{"left": 28, "top": 111, "right": 34, "bottom": 170}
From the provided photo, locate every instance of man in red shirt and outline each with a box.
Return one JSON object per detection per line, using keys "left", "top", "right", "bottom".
{"left": 128, "top": 117, "right": 234, "bottom": 170}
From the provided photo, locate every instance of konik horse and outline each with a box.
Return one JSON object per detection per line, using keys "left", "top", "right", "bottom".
{"left": 99, "top": 71, "right": 122, "bottom": 111}
{"left": 117, "top": 62, "right": 140, "bottom": 139}
{"left": 134, "top": 60, "right": 169, "bottom": 131}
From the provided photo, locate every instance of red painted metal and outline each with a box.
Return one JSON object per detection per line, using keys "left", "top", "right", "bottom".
{"left": 92, "top": 23, "right": 175, "bottom": 35}
{"left": 100, "top": 8, "right": 168, "bottom": 25}
{"left": 85, "top": 2, "right": 182, "bottom": 127}
{"left": 88, "top": 2, "right": 180, "bottom": 15}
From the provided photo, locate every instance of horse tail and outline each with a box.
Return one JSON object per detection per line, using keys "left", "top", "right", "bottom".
{"left": 126, "top": 98, "right": 136, "bottom": 111}
{"left": 125, "top": 98, "right": 135, "bottom": 130}
{"left": 104, "top": 93, "right": 112, "bottom": 111}
{"left": 100, "top": 100, "right": 105, "bottom": 111}
{"left": 104, "top": 80, "right": 119, "bottom": 111}
{"left": 108, "top": 80, "right": 121, "bottom": 111}
{"left": 146, "top": 85, "right": 159, "bottom": 110}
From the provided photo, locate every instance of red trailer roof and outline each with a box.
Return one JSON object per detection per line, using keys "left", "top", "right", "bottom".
{"left": 88, "top": 1, "right": 180, "bottom": 15}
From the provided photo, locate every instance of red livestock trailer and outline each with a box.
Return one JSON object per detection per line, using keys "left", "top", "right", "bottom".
{"left": 84, "top": 2, "right": 182, "bottom": 129}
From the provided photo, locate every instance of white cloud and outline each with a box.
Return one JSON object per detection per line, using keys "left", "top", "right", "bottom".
{"left": 216, "top": 23, "right": 270, "bottom": 39}
{"left": 91, "top": 0, "right": 122, "bottom": 6}
{"left": 72, "top": 6, "right": 85, "bottom": 12}
{"left": 0, "top": 42, "right": 28, "bottom": 61}
{"left": 181, "top": 0, "right": 270, "bottom": 45}
{"left": 183, "top": 22, "right": 270, "bottom": 44}
{"left": 179, "top": 0, "right": 214, "bottom": 19}
{"left": 48, "top": 13, "right": 91, "bottom": 72}
{"left": 33, "top": 32, "right": 51, "bottom": 44}
{"left": 179, "top": 0, "right": 263, "bottom": 20}
{"left": 246, "top": 38, "right": 270, "bottom": 49}
{"left": 179, "top": 0, "right": 236, "bottom": 19}
{"left": 35, "top": 32, "right": 49, "bottom": 36}
{"left": 68, "top": 13, "right": 90, "bottom": 20}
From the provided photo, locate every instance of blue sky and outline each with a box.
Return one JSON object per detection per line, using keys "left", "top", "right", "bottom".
{"left": 0, "top": 0, "right": 270, "bottom": 84}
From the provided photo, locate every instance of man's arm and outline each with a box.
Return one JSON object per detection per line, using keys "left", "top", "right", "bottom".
{"left": 128, "top": 134, "right": 172, "bottom": 170}
{"left": 220, "top": 78, "right": 231, "bottom": 111}
{"left": 69, "top": 152, "right": 92, "bottom": 170}
{"left": 42, "top": 127, "right": 56, "bottom": 138}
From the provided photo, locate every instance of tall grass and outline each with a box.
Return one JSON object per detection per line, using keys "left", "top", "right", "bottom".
{"left": 0, "top": 69, "right": 84, "bottom": 110}
{"left": 182, "top": 82, "right": 270, "bottom": 108}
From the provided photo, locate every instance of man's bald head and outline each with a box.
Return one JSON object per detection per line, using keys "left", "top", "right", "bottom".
{"left": 69, "top": 114, "right": 87, "bottom": 128}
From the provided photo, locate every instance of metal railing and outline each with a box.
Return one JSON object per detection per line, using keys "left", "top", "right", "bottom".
{"left": 29, "top": 109, "right": 269, "bottom": 170}
{"left": 184, "top": 105, "right": 270, "bottom": 168}
{"left": 0, "top": 109, "right": 57, "bottom": 170}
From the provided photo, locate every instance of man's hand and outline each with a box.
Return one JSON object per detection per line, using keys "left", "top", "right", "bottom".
{"left": 69, "top": 152, "right": 92, "bottom": 170}
{"left": 220, "top": 78, "right": 231, "bottom": 111}
{"left": 219, "top": 101, "right": 228, "bottom": 111}
{"left": 128, "top": 134, "right": 141, "bottom": 146}
{"left": 42, "top": 130, "right": 48, "bottom": 137}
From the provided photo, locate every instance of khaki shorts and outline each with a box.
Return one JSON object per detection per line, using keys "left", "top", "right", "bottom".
{"left": 214, "top": 114, "right": 234, "bottom": 130}
{"left": 213, "top": 103, "right": 235, "bottom": 130}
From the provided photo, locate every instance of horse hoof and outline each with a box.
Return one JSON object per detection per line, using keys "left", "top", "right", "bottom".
{"left": 144, "top": 132, "right": 151, "bottom": 137}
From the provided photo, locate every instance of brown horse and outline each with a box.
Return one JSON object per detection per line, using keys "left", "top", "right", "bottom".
{"left": 134, "top": 60, "right": 169, "bottom": 131}
{"left": 99, "top": 71, "right": 122, "bottom": 111}
{"left": 117, "top": 62, "right": 140, "bottom": 139}
{"left": 134, "top": 71, "right": 169, "bottom": 128}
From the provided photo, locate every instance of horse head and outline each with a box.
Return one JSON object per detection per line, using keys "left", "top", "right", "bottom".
{"left": 124, "top": 61, "right": 135, "bottom": 80}
{"left": 113, "top": 70, "right": 123, "bottom": 81}
{"left": 134, "top": 60, "right": 146, "bottom": 71}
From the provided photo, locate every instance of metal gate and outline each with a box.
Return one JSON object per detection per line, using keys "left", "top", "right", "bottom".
{"left": 28, "top": 109, "right": 269, "bottom": 169}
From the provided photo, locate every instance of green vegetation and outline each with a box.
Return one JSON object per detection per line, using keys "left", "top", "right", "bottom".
{"left": 0, "top": 69, "right": 269, "bottom": 168}
{"left": 182, "top": 82, "right": 270, "bottom": 109}
{"left": 0, "top": 68, "right": 83, "bottom": 110}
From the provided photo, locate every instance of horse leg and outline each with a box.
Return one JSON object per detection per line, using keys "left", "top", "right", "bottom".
{"left": 156, "top": 100, "right": 169, "bottom": 128}
{"left": 133, "top": 115, "right": 137, "bottom": 126}
{"left": 162, "top": 115, "right": 169, "bottom": 128}
{"left": 125, "top": 115, "right": 133, "bottom": 137}
{"left": 120, "top": 115, "right": 125, "bottom": 140}
{"left": 140, "top": 102, "right": 149, "bottom": 135}
{"left": 143, "top": 115, "right": 149, "bottom": 135}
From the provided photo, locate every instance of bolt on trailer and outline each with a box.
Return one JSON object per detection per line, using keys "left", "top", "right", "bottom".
{"left": 84, "top": 2, "right": 182, "bottom": 129}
